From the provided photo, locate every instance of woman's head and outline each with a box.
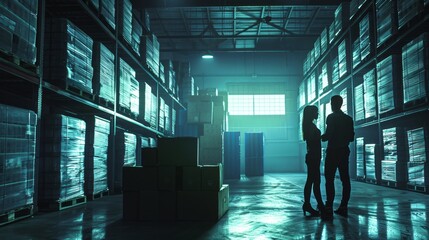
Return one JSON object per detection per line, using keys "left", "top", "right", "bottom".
{"left": 302, "top": 105, "right": 318, "bottom": 141}
{"left": 303, "top": 105, "right": 318, "bottom": 122}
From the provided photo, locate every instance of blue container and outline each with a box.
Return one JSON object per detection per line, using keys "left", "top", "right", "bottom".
{"left": 245, "top": 133, "right": 264, "bottom": 177}
{"left": 224, "top": 132, "right": 241, "bottom": 179}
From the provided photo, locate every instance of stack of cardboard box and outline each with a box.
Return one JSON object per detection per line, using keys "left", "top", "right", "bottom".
{"left": 186, "top": 90, "right": 227, "bottom": 165}
{"left": 123, "top": 137, "right": 229, "bottom": 221}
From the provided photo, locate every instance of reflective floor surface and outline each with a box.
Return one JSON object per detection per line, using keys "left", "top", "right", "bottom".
{"left": 1, "top": 174, "right": 428, "bottom": 239}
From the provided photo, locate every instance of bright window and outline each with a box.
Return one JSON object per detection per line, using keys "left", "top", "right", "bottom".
{"left": 229, "top": 94, "right": 285, "bottom": 115}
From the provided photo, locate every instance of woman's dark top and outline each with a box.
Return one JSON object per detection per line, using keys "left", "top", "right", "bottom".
{"left": 305, "top": 123, "right": 321, "bottom": 161}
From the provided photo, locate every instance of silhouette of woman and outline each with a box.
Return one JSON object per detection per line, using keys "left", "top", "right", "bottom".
{"left": 302, "top": 105, "right": 324, "bottom": 216}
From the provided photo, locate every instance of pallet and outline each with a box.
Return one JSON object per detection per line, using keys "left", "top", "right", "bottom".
{"left": 365, "top": 178, "right": 378, "bottom": 185}
{"left": 0, "top": 50, "right": 40, "bottom": 75}
{"left": 65, "top": 84, "right": 95, "bottom": 101}
{"left": 118, "top": 106, "right": 139, "bottom": 119}
{"left": 381, "top": 180, "right": 399, "bottom": 188}
{"left": 355, "top": 176, "right": 366, "bottom": 182}
{"left": 95, "top": 96, "right": 114, "bottom": 109}
{"left": 407, "top": 184, "right": 428, "bottom": 193}
{"left": 403, "top": 97, "right": 428, "bottom": 110}
{"left": 39, "top": 195, "right": 87, "bottom": 211}
{"left": 87, "top": 189, "right": 109, "bottom": 201}
{"left": 0, "top": 205, "right": 33, "bottom": 226}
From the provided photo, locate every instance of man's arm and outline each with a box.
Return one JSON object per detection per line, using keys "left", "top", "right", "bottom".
{"left": 321, "top": 115, "right": 331, "bottom": 142}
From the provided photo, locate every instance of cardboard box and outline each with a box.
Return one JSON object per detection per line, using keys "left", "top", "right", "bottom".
{"left": 179, "top": 166, "right": 202, "bottom": 190}
{"left": 141, "top": 148, "right": 158, "bottom": 166}
{"left": 158, "top": 137, "right": 199, "bottom": 166}
{"left": 177, "top": 184, "right": 229, "bottom": 221}
{"left": 159, "top": 191, "right": 176, "bottom": 220}
{"left": 123, "top": 191, "right": 140, "bottom": 220}
{"left": 199, "top": 147, "right": 223, "bottom": 166}
{"left": 139, "top": 191, "right": 160, "bottom": 221}
{"left": 122, "top": 166, "right": 158, "bottom": 191}
{"left": 200, "top": 134, "right": 223, "bottom": 149}
{"left": 201, "top": 164, "right": 223, "bottom": 191}
{"left": 158, "top": 166, "right": 177, "bottom": 190}
{"left": 202, "top": 124, "right": 223, "bottom": 136}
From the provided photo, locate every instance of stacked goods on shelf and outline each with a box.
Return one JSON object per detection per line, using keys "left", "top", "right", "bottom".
{"left": 397, "top": 0, "right": 423, "bottom": 29}
{"left": 329, "top": 22, "right": 335, "bottom": 44}
{"left": 402, "top": 33, "right": 428, "bottom": 104}
{"left": 349, "top": 0, "right": 359, "bottom": 19}
{"left": 320, "top": 28, "right": 328, "bottom": 55}
{"left": 332, "top": 56, "right": 340, "bottom": 84}
{"left": 44, "top": 19, "right": 94, "bottom": 94}
{"left": 365, "top": 144, "right": 376, "bottom": 181}
{"left": 114, "top": 131, "right": 137, "bottom": 192}
{"left": 164, "top": 103, "right": 171, "bottom": 133}
{"left": 307, "top": 73, "right": 316, "bottom": 103}
{"left": 359, "top": 14, "right": 371, "bottom": 61}
{"left": 92, "top": 42, "right": 115, "bottom": 104}
{"left": 159, "top": 97, "right": 165, "bottom": 131}
{"left": 141, "top": 82, "right": 152, "bottom": 123}
{"left": 356, "top": 137, "right": 365, "bottom": 179}
{"left": 119, "top": 58, "right": 139, "bottom": 116}
{"left": 298, "top": 81, "right": 306, "bottom": 109}
{"left": 179, "top": 73, "right": 195, "bottom": 104}
{"left": 131, "top": 16, "right": 142, "bottom": 56}
{"left": 338, "top": 39, "right": 347, "bottom": 78}
{"left": 340, "top": 87, "right": 348, "bottom": 114}
{"left": 314, "top": 37, "right": 321, "bottom": 61}
{"left": 0, "top": 0, "right": 38, "bottom": 65}
{"left": 407, "top": 128, "right": 428, "bottom": 186}
{"left": 0, "top": 104, "right": 36, "bottom": 217}
{"left": 354, "top": 83, "right": 365, "bottom": 121}
{"left": 303, "top": 53, "right": 310, "bottom": 76}
{"left": 352, "top": 38, "right": 361, "bottom": 69}
{"left": 141, "top": 34, "right": 160, "bottom": 77}
{"left": 174, "top": 61, "right": 192, "bottom": 99}
{"left": 159, "top": 62, "right": 165, "bottom": 84}
{"left": 119, "top": 0, "right": 132, "bottom": 47}
{"left": 318, "top": 63, "right": 328, "bottom": 95}
{"left": 150, "top": 93, "right": 158, "bottom": 128}
{"left": 363, "top": 69, "right": 377, "bottom": 119}
{"left": 161, "top": 60, "right": 177, "bottom": 94}
{"left": 376, "top": 0, "right": 397, "bottom": 46}
{"left": 40, "top": 115, "right": 86, "bottom": 209}
{"left": 224, "top": 132, "right": 240, "bottom": 179}
{"left": 172, "top": 108, "right": 176, "bottom": 135}
{"left": 84, "top": 117, "right": 109, "bottom": 198}
{"left": 381, "top": 127, "right": 406, "bottom": 184}
{"left": 124, "top": 137, "right": 229, "bottom": 221}
{"left": 245, "top": 133, "right": 264, "bottom": 177}
{"left": 100, "top": 0, "right": 115, "bottom": 30}
{"left": 377, "top": 56, "right": 397, "bottom": 114}
{"left": 124, "top": 132, "right": 137, "bottom": 166}
{"left": 334, "top": 3, "right": 346, "bottom": 37}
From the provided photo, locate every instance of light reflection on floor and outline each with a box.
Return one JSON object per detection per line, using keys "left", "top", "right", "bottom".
{"left": 0, "top": 174, "right": 427, "bottom": 239}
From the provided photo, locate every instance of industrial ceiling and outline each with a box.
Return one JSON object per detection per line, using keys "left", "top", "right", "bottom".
{"left": 137, "top": 1, "right": 342, "bottom": 53}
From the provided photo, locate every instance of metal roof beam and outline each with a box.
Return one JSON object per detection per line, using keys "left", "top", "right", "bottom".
{"left": 305, "top": 7, "right": 320, "bottom": 34}
{"left": 134, "top": 0, "right": 347, "bottom": 8}
{"left": 156, "top": 34, "right": 318, "bottom": 39}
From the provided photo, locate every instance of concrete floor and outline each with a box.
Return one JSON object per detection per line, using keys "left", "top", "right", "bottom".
{"left": 1, "top": 173, "right": 428, "bottom": 239}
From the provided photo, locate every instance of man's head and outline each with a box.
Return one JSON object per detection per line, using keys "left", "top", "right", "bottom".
{"left": 330, "top": 95, "right": 343, "bottom": 112}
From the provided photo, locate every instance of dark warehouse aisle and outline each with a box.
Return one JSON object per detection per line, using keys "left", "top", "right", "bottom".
{"left": 0, "top": 174, "right": 428, "bottom": 240}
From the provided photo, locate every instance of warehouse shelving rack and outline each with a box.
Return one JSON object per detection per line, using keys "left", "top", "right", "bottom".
{"left": 298, "top": 0, "right": 429, "bottom": 193}
{"left": 0, "top": 0, "right": 186, "bottom": 216}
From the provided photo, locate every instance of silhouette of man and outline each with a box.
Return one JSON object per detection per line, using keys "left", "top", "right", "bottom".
{"left": 321, "top": 95, "right": 354, "bottom": 220}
